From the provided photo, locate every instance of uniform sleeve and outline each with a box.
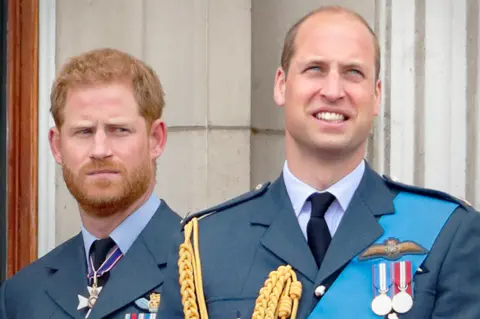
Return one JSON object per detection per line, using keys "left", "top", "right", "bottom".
{"left": 157, "top": 232, "right": 185, "bottom": 319}
{"left": 432, "top": 207, "right": 480, "bottom": 318}
{"left": 0, "top": 280, "right": 9, "bottom": 319}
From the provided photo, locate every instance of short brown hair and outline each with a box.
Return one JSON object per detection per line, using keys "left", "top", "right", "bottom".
{"left": 280, "top": 6, "right": 381, "bottom": 80}
{"left": 51, "top": 48, "right": 165, "bottom": 128}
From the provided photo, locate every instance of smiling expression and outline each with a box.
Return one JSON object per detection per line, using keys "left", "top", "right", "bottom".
{"left": 274, "top": 11, "right": 381, "bottom": 160}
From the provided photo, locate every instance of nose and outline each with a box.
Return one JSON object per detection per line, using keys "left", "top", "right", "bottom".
{"left": 90, "top": 130, "right": 112, "bottom": 159}
{"left": 320, "top": 70, "right": 345, "bottom": 102}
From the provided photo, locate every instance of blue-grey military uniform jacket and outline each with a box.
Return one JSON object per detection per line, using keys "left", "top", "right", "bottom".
{"left": 159, "top": 164, "right": 480, "bottom": 318}
{"left": 0, "top": 201, "right": 181, "bottom": 319}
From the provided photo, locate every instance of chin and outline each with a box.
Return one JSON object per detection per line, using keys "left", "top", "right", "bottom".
{"left": 87, "top": 190, "right": 122, "bottom": 201}
{"left": 312, "top": 138, "right": 349, "bottom": 151}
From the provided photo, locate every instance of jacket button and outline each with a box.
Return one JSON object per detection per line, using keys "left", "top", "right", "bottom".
{"left": 314, "top": 285, "right": 326, "bottom": 297}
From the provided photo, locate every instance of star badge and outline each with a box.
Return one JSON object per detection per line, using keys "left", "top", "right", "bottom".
{"left": 77, "top": 286, "right": 103, "bottom": 318}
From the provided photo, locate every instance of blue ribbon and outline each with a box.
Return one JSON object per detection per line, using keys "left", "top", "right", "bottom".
{"left": 307, "top": 191, "right": 458, "bottom": 318}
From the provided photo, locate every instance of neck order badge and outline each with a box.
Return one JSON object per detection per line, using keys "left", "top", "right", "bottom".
{"left": 77, "top": 245, "right": 123, "bottom": 317}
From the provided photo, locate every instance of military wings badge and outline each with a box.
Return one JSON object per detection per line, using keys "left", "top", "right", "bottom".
{"left": 359, "top": 237, "right": 428, "bottom": 261}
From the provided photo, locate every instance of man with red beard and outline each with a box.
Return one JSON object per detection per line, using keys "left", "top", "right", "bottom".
{"left": 0, "top": 48, "right": 180, "bottom": 319}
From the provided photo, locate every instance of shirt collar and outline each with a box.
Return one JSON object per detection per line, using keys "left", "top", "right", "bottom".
{"left": 283, "top": 160, "right": 365, "bottom": 217}
{"left": 81, "top": 193, "right": 161, "bottom": 261}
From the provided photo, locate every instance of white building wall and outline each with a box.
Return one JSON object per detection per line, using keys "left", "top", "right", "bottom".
{"left": 36, "top": 0, "right": 480, "bottom": 251}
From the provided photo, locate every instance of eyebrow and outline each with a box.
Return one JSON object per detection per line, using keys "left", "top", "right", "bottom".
{"left": 301, "top": 57, "right": 367, "bottom": 68}
{"left": 104, "top": 118, "right": 134, "bottom": 126}
{"left": 342, "top": 61, "right": 367, "bottom": 70}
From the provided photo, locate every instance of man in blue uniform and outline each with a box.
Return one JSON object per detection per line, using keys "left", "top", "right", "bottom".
{"left": 0, "top": 48, "right": 181, "bottom": 318}
{"left": 159, "top": 5, "right": 480, "bottom": 319}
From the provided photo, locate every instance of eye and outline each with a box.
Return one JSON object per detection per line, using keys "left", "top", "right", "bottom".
{"left": 76, "top": 128, "right": 93, "bottom": 135}
{"left": 346, "top": 68, "right": 364, "bottom": 78}
{"left": 305, "top": 65, "right": 324, "bottom": 73}
{"left": 111, "top": 127, "right": 130, "bottom": 134}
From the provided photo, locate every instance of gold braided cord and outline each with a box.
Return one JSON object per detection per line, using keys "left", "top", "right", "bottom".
{"left": 179, "top": 218, "right": 209, "bottom": 319}
{"left": 192, "top": 218, "right": 209, "bottom": 318}
{"left": 178, "top": 220, "right": 199, "bottom": 318}
{"left": 179, "top": 217, "right": 302, "bottom": 319}
{"left": 252, "top": 265, "right": 302, "bottom": 319}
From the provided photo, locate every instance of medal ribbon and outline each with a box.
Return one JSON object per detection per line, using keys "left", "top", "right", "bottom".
{"left": 393, "top": 261, "right": 413, "bottom": 296}
{"left": 87, "top": 246, "right": 123, "bottom": 279}
{"left": 372, "top": 262, "right": 391, "bottom": 296}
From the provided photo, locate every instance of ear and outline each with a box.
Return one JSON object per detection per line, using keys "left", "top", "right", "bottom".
{"left": 374, "top": 79, "right": 382, "bottom": 116}
{"left": 48, "top": 127, "right": 63, "bottom": 164}
{"left": 273, "top": 67, "right": 287, "bottom": 107}
{"left": 149, "top": 119, "right": 167, "bottom": 160}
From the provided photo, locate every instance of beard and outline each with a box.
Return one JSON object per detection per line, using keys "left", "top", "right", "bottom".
{"left": 62, "top": 157, "right": 153, "bottom": 217}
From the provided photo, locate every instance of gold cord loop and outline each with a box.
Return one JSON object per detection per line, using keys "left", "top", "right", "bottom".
{"left": 179, "top": 218, "right": 302, "bottom": 319}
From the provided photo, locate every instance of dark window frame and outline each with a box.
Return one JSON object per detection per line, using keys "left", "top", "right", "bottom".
{"left": 6, "top": 0, "right": 38, "bottom": 278}
{"left": 1, "top": 0, "right": 8, "bottom": 283}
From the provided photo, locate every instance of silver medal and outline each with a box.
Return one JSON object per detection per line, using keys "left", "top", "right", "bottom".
{"left": 392, "top": 261, "right": 414, "bottom": 314}
{"left": 371, "top": 293, "right": 393, "bottom": 316}
{"left": 371, "top": 263, "right": 393, "bottom": 316}
{"left": 392, "top": 290, "right": 413, "bottom": 313}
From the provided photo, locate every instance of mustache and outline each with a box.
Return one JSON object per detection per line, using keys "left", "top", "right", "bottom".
{"left": 79, "top": 160, "right": 125, "bottom": 175}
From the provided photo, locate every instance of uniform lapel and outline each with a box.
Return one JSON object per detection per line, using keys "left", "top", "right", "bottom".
{"left": 314, "top": 164, "right": 396, "bottom": 287}
{"left": 88, "top": 201, "right": 180, "bottom": 318}
{"left": 44, "top": 234, "right": 89, "bottom": 319}
{"left": 252, "top": 176, "right": 318, "bottom": 283}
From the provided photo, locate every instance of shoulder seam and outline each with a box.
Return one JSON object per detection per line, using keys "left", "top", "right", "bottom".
{"left": 383, "top": 174, "right": 472, "bottom": 210}
{"left": 181, "top": 182, "right": 271, "bottom": 226}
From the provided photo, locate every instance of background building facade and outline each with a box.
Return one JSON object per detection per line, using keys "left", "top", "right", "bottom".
{"left": 34, "top": 0, "right": 480, "bottom": 255}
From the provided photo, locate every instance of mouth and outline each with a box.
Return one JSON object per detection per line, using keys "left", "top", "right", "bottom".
{"left": 87, "top": 170, "right": 120, "bottom": 176}
{"left": 313, "top": 111, "right": 349, "bottom": 123}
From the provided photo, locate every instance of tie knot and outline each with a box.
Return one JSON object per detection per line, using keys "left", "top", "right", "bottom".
{"left": 90, "top": 237, "right": 116, "bottom": 270}
{"left": 309, "top": 192, "right": 335, "bottom": 218}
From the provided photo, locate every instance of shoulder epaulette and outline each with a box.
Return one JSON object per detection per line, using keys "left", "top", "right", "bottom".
{"left": 181, "top": 182, "right": 271, "bottom": 226}
{"left": 383, "top": 175, "right": 473, "bottom": 210}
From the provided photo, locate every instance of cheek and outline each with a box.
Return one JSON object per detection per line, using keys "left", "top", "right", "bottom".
{"left": 346, "top": 87, "right": 377, "bottom": 112}
{"left": 112, "top": 139, "right": 150, "bottom": 162}
{"left": 287, "top": 78, "right": 323, "bottom": 106}
{"left": 60, "top": 142, "right": 89, "bottom": 168}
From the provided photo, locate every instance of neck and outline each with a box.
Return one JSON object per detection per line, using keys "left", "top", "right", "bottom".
{"left": 80, "top": 182, "right": 155, "bottom": 238}
{"left": 286, "top": 142, "right": 365, "bottom": 191}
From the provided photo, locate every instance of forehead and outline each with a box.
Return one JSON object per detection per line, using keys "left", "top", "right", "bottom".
{"left": 63, "top": 83, "right": 140, "bottom": 121}
{"left": 293, "top": 12, "right": 375, "bottom": 64}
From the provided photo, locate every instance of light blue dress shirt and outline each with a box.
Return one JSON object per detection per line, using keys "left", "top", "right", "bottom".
{"left": 81, "top": 193, "right": 161, "bottom": 263}
{"left": 283, "top": 160, "right": 365, "bottom": 239}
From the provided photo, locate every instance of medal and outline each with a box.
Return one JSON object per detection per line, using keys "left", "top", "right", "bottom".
{"left": 77, "top": 245, "right": 123, "bottom": 317}
{"left": 77, "top": 267, "right": 104, "bottom": 318}
{"left": 371, "top": 262, "right": 393, "bottom": 316}
{"left": 392, "top": 291, "right": 413, "bottom": 313}
{"left": 371, "top": 293, "right": 392, "bottom": 316}
{"left": 387, "top": 313, "right": 399, "bottom": 319}
{"left": 77, "top": 285, "right": 103, "bottom": 318}
{"left": 392, "top": 261, "right": 413, "bottom": 313}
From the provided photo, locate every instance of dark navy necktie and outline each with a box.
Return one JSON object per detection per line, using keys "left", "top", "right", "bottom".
{"left": 307, "top": 192, "right": 335, "bottom": 268}
{"left": 90, "top": 237, "right": 116, "bottom": 286}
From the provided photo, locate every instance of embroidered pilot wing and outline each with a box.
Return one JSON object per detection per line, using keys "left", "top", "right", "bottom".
{"left": 359, "top": 238, "right": 428, "bottom": 261}
{"left": 134, "top": 292, "right": 161, "bottom": 313}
